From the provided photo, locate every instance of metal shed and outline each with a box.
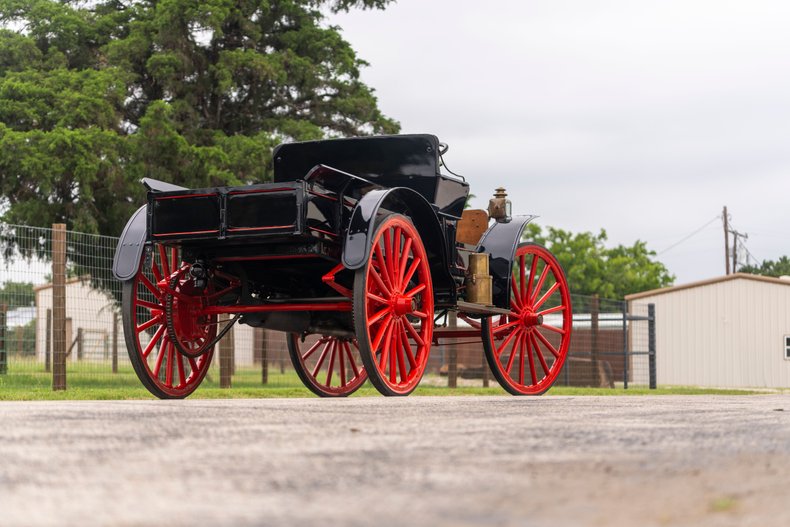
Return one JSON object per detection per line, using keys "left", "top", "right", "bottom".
{"left": 625, "top": 273, "right": 790, "bottom": 388}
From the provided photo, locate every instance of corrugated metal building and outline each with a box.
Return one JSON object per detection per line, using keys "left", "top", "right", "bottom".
{"left": 625, "top": 273, "right": 790, "bottom": 388}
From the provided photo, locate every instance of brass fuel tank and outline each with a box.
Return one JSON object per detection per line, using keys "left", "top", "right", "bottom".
{"left": 466, "top": 253, "right": 492, "bottom": 305}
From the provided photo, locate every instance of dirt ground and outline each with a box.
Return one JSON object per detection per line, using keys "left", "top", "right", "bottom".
{"left": 0, "top": 395, "right": 788, "bottom": 526}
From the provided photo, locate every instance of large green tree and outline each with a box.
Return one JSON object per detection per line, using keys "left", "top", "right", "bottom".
{"left": 0, "top": 0, "right": 398, "bottom": 235}
{"left": 739, "top": 256, "right": 790, "bottom": 277}
{"left": 523, "top": 223, "right": 675, "bottom": 298}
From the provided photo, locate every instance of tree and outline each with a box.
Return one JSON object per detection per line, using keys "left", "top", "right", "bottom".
{"left": 523, "top": 223, "right": 674, "bottom": 298}
{"left": 0, "top": 0, "right": 398, "bottom": 236}
{"left": 739, "top": 256, "right": 790, "bottom": 277}
{"left": 0, "top": 280, "right": 34, "bottom": 307}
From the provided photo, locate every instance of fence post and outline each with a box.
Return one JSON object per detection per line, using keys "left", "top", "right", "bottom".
{"left": 0, "top": 304, "right": 7, "bottom": 375}
{"left": 255, "top": 328, "right": 268, "bottom": 385}
{"left": 590, "top": 294, "right": 599, "bottom": 386}
{"left": 648, "top": 303, "right": 656, "bottom": 389}
{"left": 447, "top": 312, "right": 458, "bottom": 388}
{"left": 76, "top": 327, "right": 84, "bottom": 361}
{"left": 52, "top": 223, "right": 67, "bottom": 391}
{"left": 112, "top": 312, "right": 118, "bottom": 374}
{"left": 219, "top": 315, "right": 232, "bottom": 388}
{"left": 622, "top": 300, "right": 628, "bottom": 390}
{"left": 45, "top": 308, "right": 52, "bottom": 373}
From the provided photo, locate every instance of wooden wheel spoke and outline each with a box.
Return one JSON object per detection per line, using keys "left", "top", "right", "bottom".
{"left": 366, "top": 291, "right": 389, "bottom": 305}
{"left": 373, "top": 243, "right": 394, "bottom": 293}
{"left": 344, "top": 342, "right": 360, "bottom": 378}
{"left": 529, "top": 265, "right": 549, "bottom": 307}
{"left": 537, "top": 304, "right": 565, "bottom": 317}
{"left": 368, "top": 306, "right": 392, "bottom": 327}
{"left": 401, "top": 257, "right": 421, "bottom": 290}
{"left": 534, "top": 328, "right": 561, "bottom": 358}
{"left": 176, "top": 353, "right": 186, "bottom": 388}
{"left": 139, "top": 273, "right": 162, "bottom": 299}
{"left": 533, "top": 281, "right": 560, "bottom": 311}
{"left": 405, "top": 283, "right": 426, "bottom": 298}
{"left": 530, "top": 332, "right": 551, "bottom": 376}
{"left": 510, "top": 273, "right": 523, "bottom": 310}
{"left": 504, "top": 331, "right": 522, "bottom": 374}
{"left": 526, "top": 333, "right": 538, "bottom": 385}
{"left": 403, "top": 320, "right": 425, "bottom": 347}
{"left": 397, "top": 238, "right": 413, "bottom": 290}
{"left": 372, "top": 315, "right": 394, "bottom": 351}
{"left": 395, "top": 320, "right": 407, "bottom": 383}
{"left": 393, "top": 226, "right": 401, "bottom": 286}
{"left": 525, "top": 254, "right": 538, "bottom": 301}
{"left": 497, "top": 327, "right": 520, "bottom": 357}
{"left": 399, "top": 322, "right": 418, "bottom": 369}
{"left": 337, "top": 341, "right": 347, "bottom": 387}
{"left": 540, "top": 324, "right": 566, "bottom": 335}
{"left": 492, "top": 319, "right": 521, "bottom": 335}
{"left": 136, "top": 314, "right": 162, "bottom": 334}
{"left": 165, "top": 342, "right": 174, "bottom": 387}
{"left": 302, "top": 339, "right": 324, "bottom": 361}
{"left": 325, "top": 341, "right": 337, "bottom": 387}
{"left": 383, "top": 228, "right": 396, "bottom": 285}
{"left": 412, "top": 310, "right": 428, "bottom": 319}
{"left": 519, "top": 253, "right": 526, "bottom": 299}
{"left": 312, "top": 340, "right": 332, "bottom": 378}
{"left": 142, "top": 324, "right": 166, "bottom": 358}
{"left": 137, "top": 299, "right": 163, "bottom": 312}
{"left": 379, "top": 321, "right": 395, "bottom": 369}
{"left": 153, "top": 335, "right": 168, "bottom": 376}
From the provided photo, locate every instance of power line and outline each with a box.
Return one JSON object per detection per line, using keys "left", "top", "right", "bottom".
{"left": 658, "top": 215, "right": 720, "bottom": 255}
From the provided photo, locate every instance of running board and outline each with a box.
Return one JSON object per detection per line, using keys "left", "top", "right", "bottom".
{"left": 456, "top": 301, "right": 511, "bottom": 316}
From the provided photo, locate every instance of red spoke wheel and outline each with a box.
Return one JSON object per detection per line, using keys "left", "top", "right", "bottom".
{"left": 482, "top": 243, "right": 572, "bottom": 395}
{"left": 287, "top": 334, "right": 367, "bottom": 397}
{"left": 353, "top": 214, "right": 434, "bottom": 396}
{"left": 122, "top": 244, "right": 216, "bottom": 399}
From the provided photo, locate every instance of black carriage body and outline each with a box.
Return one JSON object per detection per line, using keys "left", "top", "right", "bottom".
{"left": 134, "top": 134, "right": 470, "bottom": 335}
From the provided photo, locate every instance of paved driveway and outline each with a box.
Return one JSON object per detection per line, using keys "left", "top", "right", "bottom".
{"left": 1, "top": 395, "right": 788, "bottom": 526}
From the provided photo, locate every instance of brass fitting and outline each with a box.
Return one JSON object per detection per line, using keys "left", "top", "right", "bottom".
{"left": 466, "top": 253, "right": 492, "bottom": 305}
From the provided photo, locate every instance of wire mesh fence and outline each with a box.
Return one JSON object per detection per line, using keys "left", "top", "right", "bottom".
{"left": 0, "top": 222, "right": 655, "bottom": 395}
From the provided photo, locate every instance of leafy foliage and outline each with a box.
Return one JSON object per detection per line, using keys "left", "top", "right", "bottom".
{"left": 0, "top": 0, "right": 398, "bottom": 236}
{"left": 523, "top": 223, "right": 675, "bottom": 298}
{"left": 0, "top": 280, "right": 34, "bottom": 307}
{"left": 739, "top": 256, "right": 790, "bottom": 278}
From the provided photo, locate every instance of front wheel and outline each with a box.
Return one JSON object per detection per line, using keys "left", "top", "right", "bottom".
{"left": 481, "top": 243, "right": 572, "bottom": 395}
{"left": 353, "top": 214, "right": 434, "bottom": 396}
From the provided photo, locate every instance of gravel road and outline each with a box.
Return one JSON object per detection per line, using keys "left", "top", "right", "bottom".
{"left": 1, "top": 395, "right": 788, "bottom": 527}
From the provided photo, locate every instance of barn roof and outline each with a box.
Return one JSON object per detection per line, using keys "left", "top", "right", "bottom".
{"left": 625, "top": 272, "right": 790, "bottom": 301}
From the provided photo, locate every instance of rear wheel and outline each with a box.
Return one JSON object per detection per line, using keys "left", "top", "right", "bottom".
{"left": 481, "top": 243, "right": 572, "bottom": 395}
{"left": 122, "top": 244, "right": 216, "bottom": 399}
{"left": 353, "top": 215, "right": 434, "bottom": 396}
{"left": 287, "top": 334, "right": 367, "bottom": 397}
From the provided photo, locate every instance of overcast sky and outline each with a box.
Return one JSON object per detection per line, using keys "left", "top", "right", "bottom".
{"left": 330, "top": 0, "right": 790, "bottom": 285}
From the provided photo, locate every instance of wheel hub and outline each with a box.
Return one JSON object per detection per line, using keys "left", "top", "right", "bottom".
{"left": 522, "top": 311, "right": 543, "bottom": 327}
{"left": 393, "top": 295, "right": 416, "bottom": 316}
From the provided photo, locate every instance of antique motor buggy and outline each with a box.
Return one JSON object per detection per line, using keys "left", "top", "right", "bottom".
{"left": 112, "top": 134, "right": 572, "bottom": 398}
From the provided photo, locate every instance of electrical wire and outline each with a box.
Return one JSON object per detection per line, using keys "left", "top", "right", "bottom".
{"left": 658, "top": 215, "right": 720, "bottom": 255}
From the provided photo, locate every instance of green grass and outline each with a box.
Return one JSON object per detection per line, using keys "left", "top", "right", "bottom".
{"left": 0, "top": 359, "right": 766, "bottom": 400}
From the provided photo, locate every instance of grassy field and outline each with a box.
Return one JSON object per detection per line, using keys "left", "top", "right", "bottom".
{"left": 0, "top": 360, "right": 764, "bottom": 400}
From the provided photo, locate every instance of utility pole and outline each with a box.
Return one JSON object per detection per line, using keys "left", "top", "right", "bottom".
{"left": 723, "top": 206, "right": 730, "bottom": 275}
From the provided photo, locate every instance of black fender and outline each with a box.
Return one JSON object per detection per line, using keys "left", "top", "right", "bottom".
{"left": 112, "top": 179, "right": 188, "bottom": 281}
{"left": 112, "top": 205, "right": 148, "bottom": 281}
{"left": 476, "top": 215, "right": 538, "bottom": 309}
{"left": 343, "top": 187, "right": 455, "bottom": 305}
